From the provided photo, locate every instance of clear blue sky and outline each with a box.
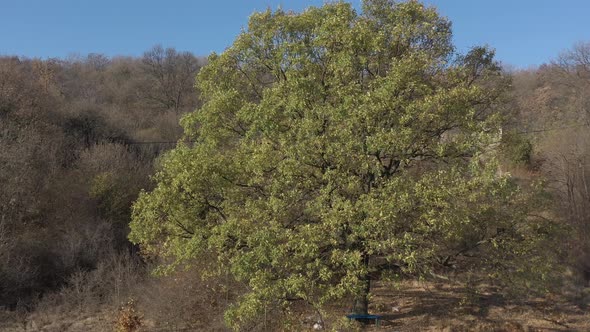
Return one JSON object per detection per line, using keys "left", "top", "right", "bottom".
{"left": 1, "top": 0, "right": 588, "bottom": 68}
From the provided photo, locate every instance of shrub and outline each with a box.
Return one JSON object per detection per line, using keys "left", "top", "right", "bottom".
{"left": 114, "top": 299, "right": 143, "bottom": 332}
{"left": 500, "top": 130, "right": 533, "bottom": 166}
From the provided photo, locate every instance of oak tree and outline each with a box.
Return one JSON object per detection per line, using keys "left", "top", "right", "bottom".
{"left": 130, "top": 0, "right": 554, "bottom": 328}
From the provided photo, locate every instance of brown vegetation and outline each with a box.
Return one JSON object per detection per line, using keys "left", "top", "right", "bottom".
{"left": 0, "top": 46, "right": 203, "bottom": 313}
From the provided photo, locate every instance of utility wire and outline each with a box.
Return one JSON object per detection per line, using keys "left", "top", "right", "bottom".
{"left": 108, "top": 124, "right": 588, "bottom": 146}
{"left": 125, "top": 141, "right": 184, "bottom": 145}
{"left": 102, "top": 139, "right": 197, "bottom": 146}
{"left": 518, "top": 123, "right": 589, "bottom": 134}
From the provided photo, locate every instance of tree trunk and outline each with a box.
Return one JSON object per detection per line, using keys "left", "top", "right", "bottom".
{"left": 352, "top": 277, "right": 371, "bottom": 315}
{"left": 352, "top": 254, "right": 371, "bottom": 315}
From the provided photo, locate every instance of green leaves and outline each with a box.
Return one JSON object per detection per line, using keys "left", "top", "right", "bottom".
{"left": 129, "top": 0, "right": 554, "bottom": 329}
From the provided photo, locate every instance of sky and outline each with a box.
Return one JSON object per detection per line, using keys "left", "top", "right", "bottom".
{"left": 0, "top": 0, "right": 589, "bottom": 68}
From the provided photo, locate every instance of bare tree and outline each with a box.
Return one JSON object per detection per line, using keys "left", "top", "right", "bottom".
{"left": 140, "top": 45, "right": 203, "bottom": 112}
{"left": 551, "top": 42, "right": 590, "bottom": 125}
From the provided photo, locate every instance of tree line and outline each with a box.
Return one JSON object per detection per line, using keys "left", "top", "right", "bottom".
{"left": 0, "top": 46, "right": 204, "bottom": 308}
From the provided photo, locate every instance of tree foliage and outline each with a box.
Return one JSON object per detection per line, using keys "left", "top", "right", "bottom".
{"left": 129, "top": 1, "right": 555, "bottom": 329}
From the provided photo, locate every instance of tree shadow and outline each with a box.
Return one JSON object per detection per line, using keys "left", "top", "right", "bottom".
{"left": 370, "top": 283, "right": 587, "bottom": 330}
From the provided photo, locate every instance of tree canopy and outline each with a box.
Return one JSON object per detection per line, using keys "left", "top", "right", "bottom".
{"left": 129, "top": 0, "right": 555, "bottom": 329}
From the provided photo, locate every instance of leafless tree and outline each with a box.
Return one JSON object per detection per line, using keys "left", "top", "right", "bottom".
{"left": 141, "top": 45, "right": 203, "bottom": 112}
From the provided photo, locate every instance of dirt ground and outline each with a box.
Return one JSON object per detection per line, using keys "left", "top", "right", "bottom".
{"left": 359, "top": 281, "right": 590, "bottom": 332}
{"left": 1, "top": 281, "right": 588, "bottom": 331}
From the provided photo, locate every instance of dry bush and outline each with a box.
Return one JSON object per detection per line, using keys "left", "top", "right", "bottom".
{"left": 132, "top": 266, "right": 242, "bottom": 331}
{"left": 0, "top": 220, "right": 40, "bottom": 308}
{"left": 539, "top": 128, "right": 590, "bottom": 284}
{"left": 114, "top": 299, "right": 143, "bottom": 332}
{"left": 77, "top": 143, "right": 153, "bottom": 249}
{"left": 132, "top": 110, "right": 184, "bottom": 143}
{"left": 33, "top": 252, "right": 144, "bottom": 319}
{"left": 77, "top": 143, "right": 153, "bottom": 198}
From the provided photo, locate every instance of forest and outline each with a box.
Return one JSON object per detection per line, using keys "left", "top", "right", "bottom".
{"left": 1, "top": 1, "right": 590, "bottom": 331}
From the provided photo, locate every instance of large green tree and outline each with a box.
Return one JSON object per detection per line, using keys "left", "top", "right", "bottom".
{"left": 130, "top": 0, "right": 554, "bottom": 328}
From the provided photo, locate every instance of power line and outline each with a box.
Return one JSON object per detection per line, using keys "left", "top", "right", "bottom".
{"left": 519, "top": 123, "right": 589, "bottom": 134}
{"left": 125, "top": 141, "right": 182, "bottom": 145}
{"left": 107, "top": 124, "right": 588, "bottom": 146}
{"left": 105, "top": 139, "right": 197, "bottom": 146}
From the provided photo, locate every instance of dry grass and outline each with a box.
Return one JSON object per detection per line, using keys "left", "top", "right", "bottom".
{"left": 1, "top": 279, "right": 588, "bottom": 331}
{"left": 359, "top": 280, "right": 590, "bottom": 332}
